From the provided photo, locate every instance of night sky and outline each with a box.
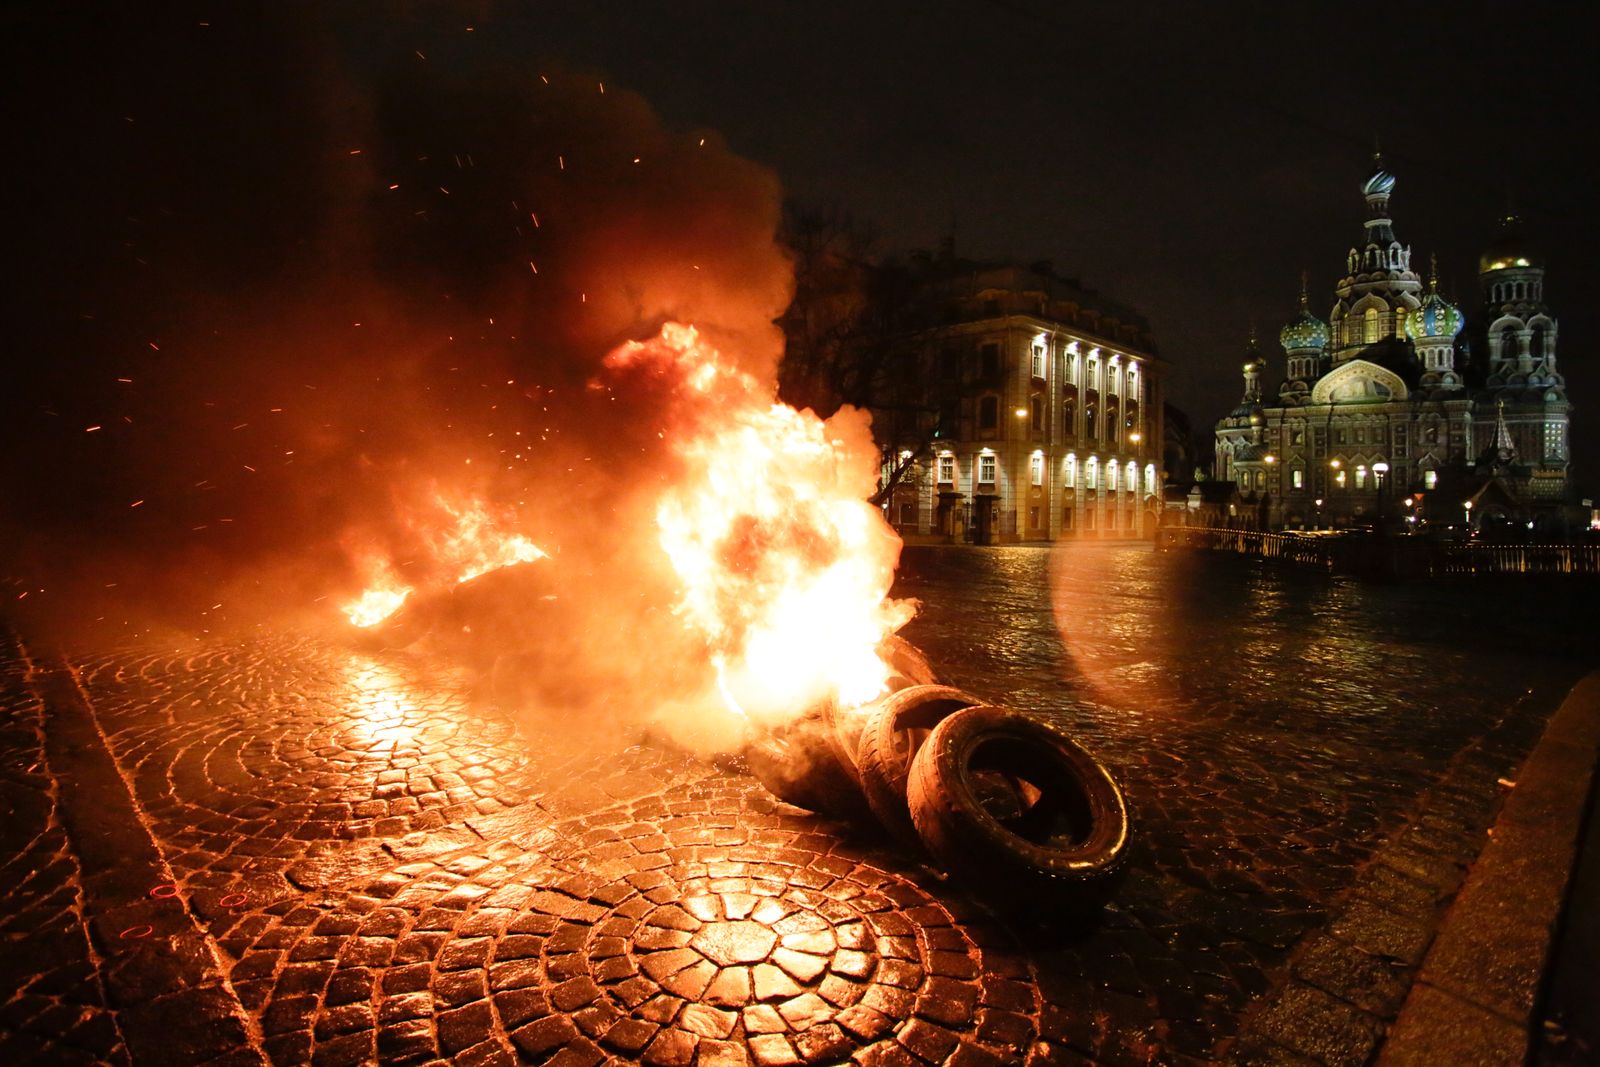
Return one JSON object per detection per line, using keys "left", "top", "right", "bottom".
{"left": 7, "top": 1, "right": 1599, "bottom": 605}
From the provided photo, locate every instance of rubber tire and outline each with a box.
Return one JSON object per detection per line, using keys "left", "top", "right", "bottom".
{"left": 746, "top": 713, "right": 871, "bottom": 820}
{"left": 878, "top": 634, "right": 938, "bottom": 692}
{"left": 856, "top": 685, "right": 983, "bottom": 846}
{"left": 907, "top": 705, "right": 1129, "bottom": 911}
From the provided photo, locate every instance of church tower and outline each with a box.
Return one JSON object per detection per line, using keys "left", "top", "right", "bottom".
{"left": 1403, "top": 256, "right": 1464, "bottom": 388}
{"left": 1479, "top": 213, "right": 1569, "bottom": 485}
{"left": 1480, "top": 214, "right": 1560, "bottom": 389}
{"left": 1330, "top": 157, "right": 1423, "bottom": 364}
{"left": 1279, "top": 272, "right": 1329, "bottom": 404}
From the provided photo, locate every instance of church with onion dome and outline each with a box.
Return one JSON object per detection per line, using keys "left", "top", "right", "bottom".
{"left": 1213, "top": 159, "right": 1574, "bottom": 535}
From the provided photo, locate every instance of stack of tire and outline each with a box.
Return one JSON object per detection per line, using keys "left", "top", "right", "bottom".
{"left": 746, "top": 637, "right": 1130, "bottom": 912}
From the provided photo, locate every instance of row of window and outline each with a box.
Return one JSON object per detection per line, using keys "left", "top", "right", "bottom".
{"left": 973, "top": 391, "right": 1144, "bottom": 443}
{"left": 935, "top": 452, "right": 1157, "bottom": 494}
{"left": 1232, "top": 464, "right": 1442, "bottom": 492}
{"left": 958, "top": 337, "right": 1142, "bottom": 393}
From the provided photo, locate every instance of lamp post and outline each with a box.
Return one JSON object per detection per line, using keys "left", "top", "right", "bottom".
{"left": 1373, "top": 461, "right": 1389, "bottom": 530}
{"left": 1464, "top": 499, "right": 1473, "bottom": 537}
{"left": 1263, "top": 454, "right": 1277, "bottom": 531}
{"left": 1315, "top": 497, "right": 1324, "bottom": 530}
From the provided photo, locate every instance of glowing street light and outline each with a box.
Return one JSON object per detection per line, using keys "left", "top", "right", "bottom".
{"left": 1264, "top": 454, "right": 1277, "bottom": 465}
{"left": 1014, "top": 407, "right": 1029, "bottom": 418}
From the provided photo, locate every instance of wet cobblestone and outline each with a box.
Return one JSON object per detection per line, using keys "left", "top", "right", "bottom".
{"left": 0, "top": 636, "right": 128, "bottom": 1065}
{"left": 2, "top": 544, "right": 1594, "bottom": 1064}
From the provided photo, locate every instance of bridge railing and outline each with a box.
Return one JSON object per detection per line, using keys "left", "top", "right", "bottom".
{"left": 1156, "top": 527, "right": 1600, "bottom": 577}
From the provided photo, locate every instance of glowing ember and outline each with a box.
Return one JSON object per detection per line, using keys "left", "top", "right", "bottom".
{"left": 607, "top": 323, "right": 914, "bottom": 723}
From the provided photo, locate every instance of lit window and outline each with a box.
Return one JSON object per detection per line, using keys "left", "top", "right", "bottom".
{"left": 1031, "top": 344, "right": 1046, "bottom": 379}
{"left": 1291, "top": 469, "right": 1304, "bottom": 489}
{"left": 1356, "top": 467, "right": 1368, "bottom": 490}
{"left": 1064, "top": 454, "right": 1077, "bottom": 488}
{"left": 1030, "top": 453, "right": 1044, "bottom": 486}
{"left": 1144, "top": 464, "right": 1156, "bottom": 494}
{"left": 1107, "top": 462, "right": 1118, "bottom": 491}
{"left": 978, "top": 453, "right": 997, "bottom": 484}
{"left": 937, "top": 454, "right": 955, "bottom": 484}
{"left": 1363, "top": 307, "right": 1381, "bottom": 343}
{"left": 1126, "top": 461, "right": 1137, "bottom": 492}
{"left": 1424, "top": 469, "right": 1438, "bottom": 489}
{"left": 1086, "top": 456, "right": 1099, "bottom": 489}
{"left": 1336, "top": 470, "right": 1347, "bottom": 489}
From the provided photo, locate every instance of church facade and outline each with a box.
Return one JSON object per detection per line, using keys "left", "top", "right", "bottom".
{"left": 1215, "top": 162, "right": 1572, "bottom": 534}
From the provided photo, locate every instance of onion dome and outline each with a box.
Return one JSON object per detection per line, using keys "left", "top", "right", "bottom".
{"left": 1404, "top": 258, "right": 1465, "bottom": 341}
{"left": 1280, "top": 276, "right": 1329, "bottom": 351}
{"left": 1478, "top": 213, "right": 1543, "bottom": 273}
{"left": 1362, "top": 164, "right": 1396, "bottom": 197}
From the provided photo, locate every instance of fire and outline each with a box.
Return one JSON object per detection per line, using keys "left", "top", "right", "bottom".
{"left": 346, "top": 582, "right": 410, "bottom": 628}
{"left": 607, "top": 324, "right": 914, "bottom": 723}
{"left": 341, "top": 496, "right": 545, "bottom": 627}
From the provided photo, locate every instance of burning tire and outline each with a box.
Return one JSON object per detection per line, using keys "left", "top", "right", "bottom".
{"left": 906, "top": 705, "right": 1129, "bottom": 909}
{"left": 856, "top": 685, "right": 983, "bottom": 846}
{"left": 879, "top": 634, "right": 938, "bottom": 691}
{"left": 745, "top": 711, "right": 870, "bottom": 820}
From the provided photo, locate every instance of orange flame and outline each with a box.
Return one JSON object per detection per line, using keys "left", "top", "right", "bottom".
{"left": 608, "top": 323, "right": 914, "bottom": 723}
{"left": 341, "top": 496, "right": 545, "bottom": 627}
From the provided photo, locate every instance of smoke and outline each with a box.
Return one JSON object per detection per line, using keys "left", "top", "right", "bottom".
{"left": 4, "top": 9, "right": 911, "bottom": 755}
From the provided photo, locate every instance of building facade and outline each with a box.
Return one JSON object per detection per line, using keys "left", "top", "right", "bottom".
{"left": 884, "top": 264, "right": 1166, "bottom": 543}
{"left": 1215, "top": 162, "right": 1572, "bottom": 533}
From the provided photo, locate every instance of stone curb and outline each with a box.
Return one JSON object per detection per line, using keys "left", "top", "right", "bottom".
{"left": 1377, "top": 669, "right": 1600, "bottom": 1066}
{"left": 26, "top": 645, "right": 270, "bottom": 1067}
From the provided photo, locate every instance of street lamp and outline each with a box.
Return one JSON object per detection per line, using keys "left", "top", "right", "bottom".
{"left": 1372, "top": 462, "right": 1390, "bottom": 527}
{"left": 1463, "top": 499, "right": 1473, "bottom": 535}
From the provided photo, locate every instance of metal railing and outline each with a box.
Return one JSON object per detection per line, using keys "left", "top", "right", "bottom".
{"left": 1156, "top": 527, "right": 1600, "bottom": 578}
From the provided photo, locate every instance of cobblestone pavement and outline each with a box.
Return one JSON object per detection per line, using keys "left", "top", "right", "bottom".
{"left": 1, "top": 545, "right": 1592, "bottom": 1066}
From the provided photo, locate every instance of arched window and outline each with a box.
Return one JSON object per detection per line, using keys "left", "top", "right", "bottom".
{"left": 1107, "top": 461, "right": 1118, "bottom": 491}
{"left": 1531, "top": 326, "right": 1546, "bottom": 359}
{"left": 1086, "top": 456, "right": 1099, "bottom": 489}
{"left": 1363, "top": 307, "right": 1381, "bottom": 344}
{"left": 1501, "top": 327, "right": 1520, "bottom": 361}
{"left": 1126, "top": 461, "right": 1138, "bottom": 491}
{"left": 1064, "top": 454, "right": 1077, "bottom": 488}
